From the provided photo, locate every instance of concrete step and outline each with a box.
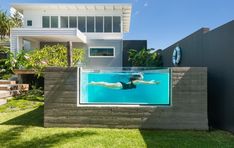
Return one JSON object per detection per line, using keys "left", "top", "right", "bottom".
{"left": 0, "top": 99, "right": 7, "bottom": 106}
{"left": 0, "top": 90, "right": 11, "bottom": 98}
{"left": 0, "top": 80, "right": 16, "bottom": 85}
{"left": 0, "top": 90, "right": 20, "bottom": 99}
{"left": 0, "top": 84, "right": 18, "bottom": 91}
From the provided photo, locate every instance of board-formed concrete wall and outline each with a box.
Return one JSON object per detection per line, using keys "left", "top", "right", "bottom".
{"left": 44, "top": 67, "right": 208, "bottom": 130}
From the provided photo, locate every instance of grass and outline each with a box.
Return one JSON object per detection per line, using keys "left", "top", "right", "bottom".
{"left": 0, "top": 99, "right": 234, "bottom": 148}
{"left": 0, "top": 99, "right": 43, "bottom": 112}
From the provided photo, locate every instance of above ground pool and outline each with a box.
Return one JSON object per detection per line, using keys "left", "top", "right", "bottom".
{"left": 79, "top": 67, "right": 171, "bottom": 105}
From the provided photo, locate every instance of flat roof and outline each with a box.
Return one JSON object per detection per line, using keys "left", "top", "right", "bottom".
{"left": 11, "top": 3, "right": 132, "bottom": 32}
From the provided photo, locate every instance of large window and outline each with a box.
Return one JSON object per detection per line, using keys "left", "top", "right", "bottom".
{"left": 113, "top": 16, "right": 121, "bottom": 32}
{"left": 104, "top": 16, "right": 112, "bottom": 32}
{"left": 78, "top": 16, "right": 86, "bottom": 32}
{"left": 96, "top": 16, "right": 103, "bottom": 32}
{"left": 69, "top": 16, "right": 77, "bottom": 28}
{"left": 89, "top": 47, "right": 115, "bottom": 57}
{"left": 87, "top": 16, "right": 94, "bottom": 32}
{"left": 42, "top": 16, "right": 50, "bottom": 28}
{"left": 60, "top": 16, "right": 68, "bottom": 28}
{"left": 41, "top": 15, "right": 121, "bottom": 33}
{"left": 51, "top": 16, "right": 58, "bottom": 28}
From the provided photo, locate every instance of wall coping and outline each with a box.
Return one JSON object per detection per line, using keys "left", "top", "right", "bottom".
{"left": 44, "top": 67, "right": 77, "bottom": 72}
{"left": 44, "top": 66, "right": 207, "bottom": 72}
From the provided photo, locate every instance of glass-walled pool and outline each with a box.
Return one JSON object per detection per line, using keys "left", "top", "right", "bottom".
{"left": 80, "top": 68, "right": 171, "bottom": 105}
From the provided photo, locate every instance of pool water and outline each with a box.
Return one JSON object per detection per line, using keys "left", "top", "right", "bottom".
{"left": 80, "top": 68, "right": 171, "bottom": 105}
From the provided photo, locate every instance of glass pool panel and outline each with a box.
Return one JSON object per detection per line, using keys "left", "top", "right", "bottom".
{"left": 80, "top": 68, "right": 171, "bottom": 105}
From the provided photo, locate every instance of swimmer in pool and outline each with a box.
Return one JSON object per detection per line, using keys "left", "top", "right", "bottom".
{"left": 89, "top": 73, "right": 160, "bottom": 90}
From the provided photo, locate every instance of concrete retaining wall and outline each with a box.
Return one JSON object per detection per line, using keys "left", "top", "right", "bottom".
{"left": 44, "top": 67, "right": 208, "bottom": 130}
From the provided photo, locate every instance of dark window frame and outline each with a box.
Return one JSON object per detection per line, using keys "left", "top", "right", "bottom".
{"left": 87, "top": 16, "right": 95, "bottom": 32}
{"left": 60, "top": 16, "right": 69, "bottom": 28}
{"left": 27, "top": 20, "right": 32, "bottom": 26}
{"left": 69, "top": 16, "right": 77, "bottom": 28}
{"left": 89, "top": 47, "right": 115, "bottom": 57}
{"left": 95, "top": 16, "right": 104, "bottom": 33}
{"left": 51, "top": 16, "right": 58, "bottom": 28}
{"left": 113, "top": 16, "right": 121, "bottom": 32}
{"left": 78, "top": 16, "right": 86, "bottom": 32}
{"left": 104, "top": 16, "right": 112, "bottom": 33}
{"left": 42, "top": 16, "right": 50, "bottom": 28}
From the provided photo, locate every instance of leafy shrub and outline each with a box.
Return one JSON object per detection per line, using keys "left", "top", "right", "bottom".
{"left": 0, "top": 46, "right": 13, "bottom": 79}
{"left": 26, "top": 44, "right": 85, "bottom": 76}
{"left": 128, "top": 48, "right": 162, "bottom": 67}
{"left": 4, "top": 44, "right": 85, "bottom": 77}
{"left": 14, "top": 86, "right": 44, "bottom": 102}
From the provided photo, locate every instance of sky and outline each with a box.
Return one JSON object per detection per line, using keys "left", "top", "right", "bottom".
{"left": 1, "top": 0, "right": 234, "bottom": 49}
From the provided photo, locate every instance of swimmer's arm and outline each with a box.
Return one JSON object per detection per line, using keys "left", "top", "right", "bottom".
{"left": 132, "top": 80, "right": 160, "bottom": 85}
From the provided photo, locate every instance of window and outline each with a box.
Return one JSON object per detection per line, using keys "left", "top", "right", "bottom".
{"left": 78, "top": 16, "right": 86, "bottom": 32}
{"left": 89, "top": 47, "right": 115, "bottom": 57}
{"left": 104, "top": 16, "right": 112, "bottom": 32}
{"left": 51, "top": 16, "right": 58, "bottom": 28}
{"left": 96, "top": 16, "right": 103, "bottom": 32}
{"left": 60, "top": 16, "right": 68, "bottom": 28}
{"left": 87, "top": 16, "right": 94, "bottom": 32}
{"left": 69, "top": 16, "right": 77, "bottom": 28}
{"left": 27, "top": 20, "right": 32, "bottom": 26}
{"left": 113, "top": 16, "right": 121, "bottom": 32}
{"left": 42, "top": 16, "right": 50, "bottom": 28}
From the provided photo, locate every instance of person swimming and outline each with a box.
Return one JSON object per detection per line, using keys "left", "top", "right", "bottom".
{"left": 89, "top": 73, "right": 160, "bottom": 90}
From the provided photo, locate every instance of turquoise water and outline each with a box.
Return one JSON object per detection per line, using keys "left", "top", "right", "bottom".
{"left": 80, "top": 68, "right": 171, "bottom": 105}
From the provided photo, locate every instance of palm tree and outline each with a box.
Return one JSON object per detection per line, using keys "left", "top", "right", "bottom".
{"left": 0, "top": 10, "right": 22, "bottom": 40}
{"left": 0, "top": 11, "right": 10, "bottom": 40}
{"left": 10, "top": 11, "right": 23, "bottom": 29}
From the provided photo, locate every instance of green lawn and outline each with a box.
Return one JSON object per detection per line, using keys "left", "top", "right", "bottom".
{"left": 0, "top": 99, "right": 234, "bottom": 148}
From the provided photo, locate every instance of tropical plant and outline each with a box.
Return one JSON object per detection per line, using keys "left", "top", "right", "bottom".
{"left": 1, "top": 44, "right": 85, "bottom": 78}
{"left": 128, "top": 48, "right": 162, "bottom": 67}
{"left": 0, "top": 11, "right": 10, "bottom": 40}
{"left": 14, "top": 85, "right": 44, "bottom": 102}
{"left": 10, "top": 11, "right": 23, "bottom": 28}
{"left": 0, "top": 10, "right": 22, "bottom": 40}
{"left": 0, "top": 46, "right": 13, "bottom": 79}
{"left": 13, "top": 44, "right": 85, "bottom": 76}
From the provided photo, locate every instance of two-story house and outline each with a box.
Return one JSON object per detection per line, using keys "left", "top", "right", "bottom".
{"left": 10, "top": 3, "right": 143, "bottom": 67}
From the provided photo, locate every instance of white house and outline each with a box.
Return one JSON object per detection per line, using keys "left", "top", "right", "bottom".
{"left": 10, "top": 3, "right": 132, "bottom": 67}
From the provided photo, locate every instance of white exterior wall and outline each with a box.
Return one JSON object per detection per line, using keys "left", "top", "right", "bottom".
{"left": 23, "top": 9, "right": 123, "bottom": 39}
{"left": 23, "top": 10, "right": 42, "bottom": 28}
{"left": 11, "top": 3, "right": 131, "bottom": 67}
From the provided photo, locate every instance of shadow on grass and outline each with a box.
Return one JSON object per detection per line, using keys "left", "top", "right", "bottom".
{"left": 16, "top": 131, "right": 96, "bottom": 147}
{"left": 0, "top": 125, "right": 96, "bottom": 147}
{"left": 0, "top": 105, "right": 97, "bottom": 147}
{"left": 139, "top": 129, "right": 234, "bottom": 148}
{"left": 1, "top": 106, "right": 44, "bottom": 127}
{"left": 13, "top": 130, "right": 95, "bottom": 147}
{"left": 0, "top": 126, "right": 27, "bottom": 146}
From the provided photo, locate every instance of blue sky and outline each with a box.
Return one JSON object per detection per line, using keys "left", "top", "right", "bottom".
{"left": 1, "top": 0, "right": 234, "bottom": 49}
